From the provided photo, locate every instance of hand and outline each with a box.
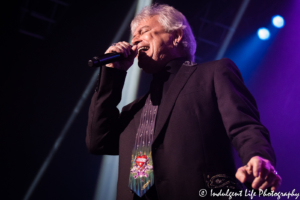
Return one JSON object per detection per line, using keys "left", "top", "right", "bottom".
{"left": 235, "top": 156, "right": 282, "bottom": 191}
{"left": 104, "top": 41, "right": 138, "bottom": 71}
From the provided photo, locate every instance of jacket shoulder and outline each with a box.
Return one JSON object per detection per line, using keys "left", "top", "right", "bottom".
{"left": 191, "top": 58, "right": 242, "bottom": 79}
{"left": 193, "top": 58, "right": 237, "bottom": 70}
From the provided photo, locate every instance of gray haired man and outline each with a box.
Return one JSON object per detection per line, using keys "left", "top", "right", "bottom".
{"left": 86, "top": 4, "right": 281, "bottom": 200}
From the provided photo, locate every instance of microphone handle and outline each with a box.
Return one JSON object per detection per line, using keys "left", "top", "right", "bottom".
{"left": 88, "top": 53, "right": 124, "bottom": 67}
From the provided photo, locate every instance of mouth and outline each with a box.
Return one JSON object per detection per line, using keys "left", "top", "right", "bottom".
{"left": 138, "top": 46, "right": 150, "bottom": 54}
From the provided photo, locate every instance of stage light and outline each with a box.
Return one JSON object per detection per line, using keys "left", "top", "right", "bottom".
{"left": 257, "top": 28, "right": 270, "bottom": 40}
{"left": 272, "top": 15, "right": 285, "bottom": 28}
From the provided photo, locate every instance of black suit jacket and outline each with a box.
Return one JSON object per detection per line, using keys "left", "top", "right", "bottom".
{"left": 86, "top": 58, "right": 276, "bottom": 200}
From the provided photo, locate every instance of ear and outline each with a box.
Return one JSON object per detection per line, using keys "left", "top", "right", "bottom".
{"left": 173, "top": 29, "right": 183, "bottom": 46}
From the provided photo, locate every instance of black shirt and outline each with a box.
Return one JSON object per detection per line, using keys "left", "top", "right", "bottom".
{"left": 135, "top": 57, "right": 187, "bottom": 200}
{"left": 150, "top": 57, "right": 186, "bottom": 106}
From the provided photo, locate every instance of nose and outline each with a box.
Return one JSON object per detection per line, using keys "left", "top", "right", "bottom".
{"left": 131, "top": 35, "right": 141, "bottom": 46}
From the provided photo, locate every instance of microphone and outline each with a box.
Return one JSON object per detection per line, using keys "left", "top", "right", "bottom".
{"left": 88, "top": 53, "right": 124, "bottom": 67}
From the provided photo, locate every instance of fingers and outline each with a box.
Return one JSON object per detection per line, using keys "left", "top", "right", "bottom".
{"left": 247, "top": 156, "right": 271, "bottom": 178}
{"left": 115, "top": 43, "right": 128, "bottom": 57}
{"left": 260, "top": 161, "right": 271, "bottom": 180}
{"left": 245, "top": 164, "right": 253, "bottom": 176}
{"left": 260, "top": 168, "right": 282, "bottom": 191}
{"left": 258, "top": 171, "right": 276, "bottom": 190}
{"left": 130, "top": 44, "right": 138, "bottom": 58}
{"left": 249, "top": 156, "right": 262, "bottom": 177}
{"left": 253, "top": 159, "right": 261, "bottom": 177}
{"left": 236, "top": 166, "right": 247, "bottom": 183}
{"left": 104, "top": 41, "right": 137, "bottom": 71}
{"left": 247, "top": 156, "right": 268, "bottom": 189}
{"left": 243, "top": 156, "right": 281, "bottom": 192}
{"left": 105, "top": 45, "right": 122, "bottom": 55}
{"left": 271, "top": 175, "right": 282, "bottom": 192}
{"left": 105, "top": 41, "right": 132, "bottom": 58}
{"left": 252, "top": 176, "right": 265, "bottom": 189}
{"left": 117, "top": 42, "right": 131, "bottom": 57}
{"left": 236, "top": 165, "right": 255, "bottom": 183}
{"left": 254, "top": 170, "right": 282, "bottom": 191}
{"left": 131, "top": 44, "right": 138, "bottom": 52}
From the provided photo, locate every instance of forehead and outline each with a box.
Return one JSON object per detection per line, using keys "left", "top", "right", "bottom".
{"left": 133, "top": 15, "right": 161, "bottom": 34}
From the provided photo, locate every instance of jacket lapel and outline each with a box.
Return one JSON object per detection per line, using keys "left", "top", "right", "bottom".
{"left": 153, "top": 61, "right": 197, "bottom": 142}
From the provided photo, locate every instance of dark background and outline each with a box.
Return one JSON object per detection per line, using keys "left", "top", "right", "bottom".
{"left": 1, "top": 0, "right": 298, "bottom": 200}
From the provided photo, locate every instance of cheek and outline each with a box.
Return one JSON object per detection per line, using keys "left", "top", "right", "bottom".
{"left": 153, "top": 39, "right": 166, "bottom": 53}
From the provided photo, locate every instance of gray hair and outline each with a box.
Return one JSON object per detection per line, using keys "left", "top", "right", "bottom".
{"left": 131, "top": 4, "right": 197, "bottom": 61}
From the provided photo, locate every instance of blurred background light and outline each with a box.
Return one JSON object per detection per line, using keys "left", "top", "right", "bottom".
{"left": 257, "top": 27, "right": 271, "bottom": 40}
{"left": 272, "top": 15, "right": 285, "bottom": 28}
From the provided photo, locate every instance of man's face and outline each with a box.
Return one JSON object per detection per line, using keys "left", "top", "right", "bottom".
{"left": 131, "top": 15, "right": 176, "bottom": 73}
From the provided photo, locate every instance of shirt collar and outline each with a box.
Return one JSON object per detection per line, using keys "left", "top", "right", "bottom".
{"left": 153, "top": 57, "right": 188, "bottom": 77}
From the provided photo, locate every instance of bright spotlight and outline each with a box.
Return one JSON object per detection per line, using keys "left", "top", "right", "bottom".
{"left": 272, "top": 15, "right": 285, "bottom": 28}
{"left": 257, "top": 28, "right": 271, "bottom": 40}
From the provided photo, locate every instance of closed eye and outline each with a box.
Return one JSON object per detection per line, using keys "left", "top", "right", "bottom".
{"left": 141, "top": 29, "right": 149, "bottom": 34}
{"left": 139, "top": 26, "right": 151, "bottom": 34}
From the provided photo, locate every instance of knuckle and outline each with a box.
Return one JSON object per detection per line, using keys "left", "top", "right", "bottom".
{"left": 115, "top": 49, "right": 122, "bottom": 53}
{"left": 253, "top": 156, "right": 260, "bottom": 160}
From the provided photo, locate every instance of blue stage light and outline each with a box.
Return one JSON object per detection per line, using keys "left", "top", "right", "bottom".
{"left": 272, "top": 15, "right": 285, "bottom": 28}
{"left": 257, "top": 28, "right": 271, "bottom": 40}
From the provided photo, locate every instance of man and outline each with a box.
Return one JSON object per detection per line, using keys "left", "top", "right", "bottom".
{"left": 86, "top": 4, "right": 281, "bottom": 200}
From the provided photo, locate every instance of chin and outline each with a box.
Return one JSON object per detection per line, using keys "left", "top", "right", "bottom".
{"left": 138, "top": 58, "right": 162, "bottom": 74}
{"left": 137, "top": 52, "right": 166, "bottom": 73}
{"left": 137, "top": 54, "right": 152, "bottom": 73}
{"left": 138, "top": 62, "right": 155, "bottom": 74}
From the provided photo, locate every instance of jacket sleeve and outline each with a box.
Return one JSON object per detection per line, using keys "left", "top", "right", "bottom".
{"left": 214, "top": 58, "right": 276, "bottom": 166}
{"left": 86, "top": 66, "right": 127, "bottom": 155}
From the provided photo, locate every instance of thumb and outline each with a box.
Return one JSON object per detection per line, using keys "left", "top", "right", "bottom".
{"left": 131, "top": 45, "right": 138, "bottom": 56}
{"left": 236, "top": 166, "right": 247, "bottom": 183}
{"left": 127, "top": 45, "right": 138, "bottom": 62}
